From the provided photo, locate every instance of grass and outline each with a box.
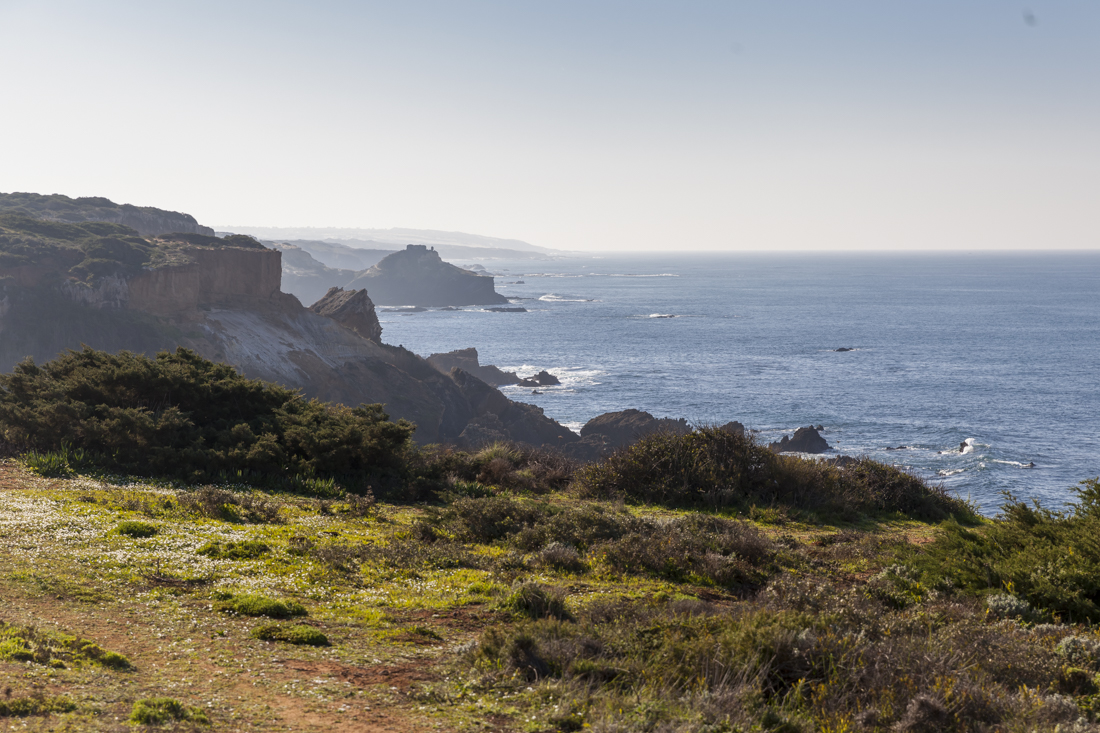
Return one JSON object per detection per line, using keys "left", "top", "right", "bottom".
{"left": 2, "top": 451, "right": 1097, "bottom": 731}
{"left": 130, "top": 697, "right": 210, "bottom": 726}
{"left": 250, "top": 623, "right": 330, "bottom": 646}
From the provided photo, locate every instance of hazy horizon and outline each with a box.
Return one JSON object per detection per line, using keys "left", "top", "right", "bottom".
{"left": 3, "top": 1, "right": 1098, "bottom": 252}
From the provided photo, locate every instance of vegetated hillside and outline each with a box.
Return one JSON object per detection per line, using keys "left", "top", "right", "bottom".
{"left": 0, "top": 191, "right": 214, "bottom": 236}
{"left": 3, "top": 383, "right": 1096, "bottom": 731}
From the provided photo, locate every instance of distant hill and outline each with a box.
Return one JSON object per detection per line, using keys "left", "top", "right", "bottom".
{"left": 217, "top": 225, "right": 556, "bottom": 254}
{"left": 346, "top": 245, "right": 509, "bottom": 306}
{"left": 0, "top": 192, "right": 214, "bottom": 237}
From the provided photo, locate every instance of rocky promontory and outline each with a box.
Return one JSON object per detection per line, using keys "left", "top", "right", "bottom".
{"left": 308, "top": 287, "right": 382, "bottom": 342}
{"left": 345, "top": 244, "right": 509, "bottom": 306}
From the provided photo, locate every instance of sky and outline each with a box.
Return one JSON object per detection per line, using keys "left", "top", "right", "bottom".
{"left": 1, "top": 1, "right": 1097, "bottom": 252}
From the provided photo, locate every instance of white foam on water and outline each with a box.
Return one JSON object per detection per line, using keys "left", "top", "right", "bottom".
{"left": 539, "top": 294, "right": 598, "bottom": 302}
{"left": 648, "top": 313, "right": 677, "bottom": 319}
{"left": 939, "top": 469, "right": 966, "bottom": 477}
{"left": 960, "top": 438, "right": 976, "bottom": 454}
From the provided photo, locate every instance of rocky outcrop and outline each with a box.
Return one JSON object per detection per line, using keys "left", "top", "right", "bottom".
{"left": 427, "top": 347, "right": 523, "bottom": 386}
{"left": 345, "top": 244, "right": 508, "bottom": 306}
{"left": 448, "top": 369, "right": 579, "bottom": 449}
{"left": 564, "top": 409, "right": 692, "bottom": 461}
{"left": 719, "top": 421, "right": 745, "bottom": 438}
{"left": 768, "top": 426, "right": 830, "bottom": 454}
{"left": 308, "top": 287, "right": 382, "bottom": 342}
{"left": 520, "top": 370, "right": 560, "bottom": 387}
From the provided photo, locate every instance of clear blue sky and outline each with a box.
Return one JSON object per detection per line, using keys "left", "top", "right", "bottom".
{"left": 2, "top": 1, "right": 1097, "bottom": 251}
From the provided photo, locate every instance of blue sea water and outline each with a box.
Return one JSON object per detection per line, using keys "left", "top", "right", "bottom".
{"left": 378, "top": 251, "right": 1100, "bottom": 515}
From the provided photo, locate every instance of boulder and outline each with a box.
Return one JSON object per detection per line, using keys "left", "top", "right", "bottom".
{"left": 768, "top": 426, "right": 830, "bottom": 454}
{"left": 308, "top": 287, "right": 382, "bottom": 342}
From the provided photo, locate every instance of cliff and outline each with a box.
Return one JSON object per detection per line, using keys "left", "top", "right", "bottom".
{"left": 0, "top": 192, "right": 214, "bottom": 236}
{"left": 0, "top": 205, "right": 576, "bottom": 448}
{"left": 345, "top": 244, "right": 508, "bottom": 306}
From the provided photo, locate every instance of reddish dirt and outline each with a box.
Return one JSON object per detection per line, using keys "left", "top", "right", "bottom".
{"left": 276, "top": 660, "right": 438, "bottom": 690}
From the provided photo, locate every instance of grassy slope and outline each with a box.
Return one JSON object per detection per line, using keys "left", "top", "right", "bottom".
{"left": 2, "top": 456, "right": 1096, "bottom": 733}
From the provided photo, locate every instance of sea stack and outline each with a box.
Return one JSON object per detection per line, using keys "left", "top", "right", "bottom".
{"left": 344, "top": 244, "right": 509, "bottom": 307}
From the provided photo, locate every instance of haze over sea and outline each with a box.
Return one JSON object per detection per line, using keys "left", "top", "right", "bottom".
{"left": 379, "top": 251, "right": 1099, "bottom": 515}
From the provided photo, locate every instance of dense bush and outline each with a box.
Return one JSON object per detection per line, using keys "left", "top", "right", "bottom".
{"left": 915, "top": 479, "right": 1100, "bottom": 623}
{"left": 424, "top": 496, "right": 779, "bottom": 590}
{"left": 574, "top": 427, "right": 972, "bottom": 521}
{"left": 0, "top": 347, "right": 413, "bottom": 491}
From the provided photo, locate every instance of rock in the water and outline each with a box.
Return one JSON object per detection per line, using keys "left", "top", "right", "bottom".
{"left": 486, "top": 306, "right": 527, "bottom": 312}
{"left": 426, "top": 347, "right": 524, "bottom": 386}
{"left": 565, "top": 409, "right": 692, "bottom": 462}
{"left": 308, "top": 287, "right": 382, "bottom": 342}
{"left": 581, "top": 409, "right": 690, "bottom": 447}
{"left": 768, "top": 426, "right": 830, "bottom": 454}
{"left": 835, "top": 347, "right": 853, "bottom": 352}
{"left": 719, "top": 421, "right": 745, "bottom": 438}
{"left": 345, "top": 244, "right": 508, "bottom": 306}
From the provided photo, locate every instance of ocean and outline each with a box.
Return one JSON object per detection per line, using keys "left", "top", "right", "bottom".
{"left": 378, "top": 251, "right": 1100, "bottom": 515}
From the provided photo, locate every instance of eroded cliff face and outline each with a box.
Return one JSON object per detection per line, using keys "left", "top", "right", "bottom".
{"left": 0, "top": 243, "right": 574, "bottom": 447}
{"left": 127, "top": 248, "right": 282, "bottom": 315}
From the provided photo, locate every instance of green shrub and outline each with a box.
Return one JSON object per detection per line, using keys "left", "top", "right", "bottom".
{"left": 22, "top": 443, "right": 87, "bottom": 478}
{"left": 500, "top": 583, "right": 572, "bottom": 620}
{"left": 0, "top": 695, "right": 76, "bottom": 718}
{"left": 0, "top": 621, "right": 130, "bottom": 669}
{"left": 196, "top": 540, "right": 270, "bottom": 560}
{"left": 574, "top": 428, "right": 971, "bottom": 521}
{"left": 216, "top": 593, "right": 307, "bottom": 619}
{"left": 115, "top": 521, "right": 157, "bottom": 538}
{"left": 130, "top": 697, "right": 209, "bottom": 726}
{"left": 0, "top": 347, "right": 413, "bottom": 494}
{"left": 250, "top": 624, "right": 329, "bottom": 646}
{"left": 915, "top": 480, "right": 1100, "bottom": 622}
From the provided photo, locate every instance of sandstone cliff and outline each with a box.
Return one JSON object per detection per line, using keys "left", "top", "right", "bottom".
{"left": 345, "top": 244, "right": 508, "bottom": 306}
